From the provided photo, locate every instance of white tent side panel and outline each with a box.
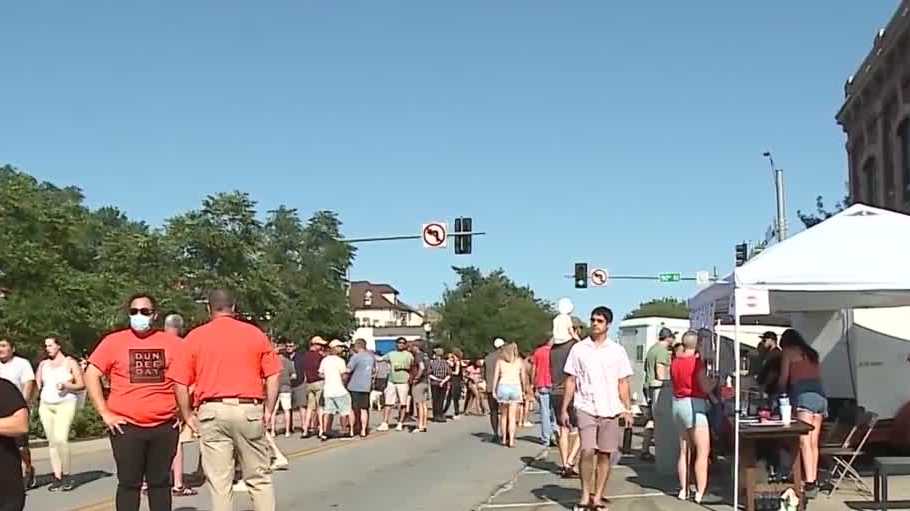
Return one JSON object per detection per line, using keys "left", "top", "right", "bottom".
{"left": 789, "top": 307, "right": 910, "bottom": 420}
{"left": 851, "top": 307, "right": 910, "bottom": 419}
{"left": 789, "top": 311, "right": 854, "bottom": 401}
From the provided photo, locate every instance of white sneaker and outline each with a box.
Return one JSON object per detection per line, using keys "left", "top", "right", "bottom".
{"left": 694, "top": 492, "right": 703, "bottom": 504}
{"left": 376, "top": 423, "right": 389, "bottom": 431}
{"left": 523, "top": 422, "right": 534, "bottom": 428}
{"left": 270, "top": 460, "right": 289, "bottom": 471}
{"left": 677, "top": 489, "right": 687, "bottom": 500}
{"left": 395, "top": 423, "right": 404, "bottom": 432}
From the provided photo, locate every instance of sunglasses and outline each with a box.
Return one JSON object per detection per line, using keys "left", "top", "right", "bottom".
{"left": 590, "top": 317, "right": 607, "bottom": 324}
{"left": 129, "top": 308, "right": 155, "bottom": 317}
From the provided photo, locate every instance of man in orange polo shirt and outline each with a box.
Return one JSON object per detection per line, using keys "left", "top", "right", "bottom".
{"left": 84, "top": 293, "right": 183, "bottom": 511}
{"left": 169, "top": 289, "right": 280, "bottom": 511}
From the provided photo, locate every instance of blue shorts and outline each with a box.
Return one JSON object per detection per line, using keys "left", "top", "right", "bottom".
{"left": 794, "top": 392, "right": 827, "bottom": 417}
{"left": 323, "top": 394, "right": 352, "bottom": 415}
{"left": 672, "top": 397, "right": 709, "bottom": 431}
{"left": 496, "top": 384, "right": 523, "bottom": 403}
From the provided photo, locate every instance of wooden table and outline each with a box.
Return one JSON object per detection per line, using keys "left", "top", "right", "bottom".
{"left": 740, "top": 419, "right": 814, "bottom": 511}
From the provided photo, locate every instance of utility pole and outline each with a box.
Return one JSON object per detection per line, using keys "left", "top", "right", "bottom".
{"left": 763, "top": 151, "right": 788, "bottom": 242}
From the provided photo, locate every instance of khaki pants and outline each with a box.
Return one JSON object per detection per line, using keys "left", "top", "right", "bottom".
{"left": 198, "top": 401, "right": 275, "bottom": 511}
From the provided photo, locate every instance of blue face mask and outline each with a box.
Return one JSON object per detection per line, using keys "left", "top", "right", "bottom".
{"left": 130, "top": 314, "right": 152, "bottom": 333}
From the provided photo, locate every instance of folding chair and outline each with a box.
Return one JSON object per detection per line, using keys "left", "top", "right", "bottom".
{"left": 822, "top": 411, "right": 878, "bottom": 496}
{"left": 821, "top": 405, "right": 864, "bottom": 449}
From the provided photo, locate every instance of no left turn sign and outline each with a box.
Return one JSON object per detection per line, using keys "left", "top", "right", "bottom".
{"left": 422, "top": 222, "right": 448, "bottom": 248}
{"left": 591, "top": 268, "right": 608, "bottom": 287}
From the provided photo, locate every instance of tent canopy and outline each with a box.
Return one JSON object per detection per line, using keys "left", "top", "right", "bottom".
{"left": 690, "top": 204, "right": 910, "bottom": 315}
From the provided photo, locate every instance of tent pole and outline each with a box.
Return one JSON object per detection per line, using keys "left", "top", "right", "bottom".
{"left": 715, "top": 318, "right": 722, "bottom": 376}
{"left": 733, "top": 299, "right": 742, "bottom": 510}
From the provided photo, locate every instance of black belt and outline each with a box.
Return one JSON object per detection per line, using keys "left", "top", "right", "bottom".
{"left": 202, "top": 397, "right": 262, "bottom": 405}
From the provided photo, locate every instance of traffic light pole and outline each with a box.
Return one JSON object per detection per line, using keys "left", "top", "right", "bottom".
{"left": 565, "top": 274, "right": 707, "bottom": 282}
{"left": 343, "top": 232, "right": 487, "bottom": 244}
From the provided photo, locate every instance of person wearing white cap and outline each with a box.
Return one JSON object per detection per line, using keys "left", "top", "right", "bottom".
{"left": 482, "top": 338, "right": 505, "bottom": 441}
{"left": 318, "top": 340, "right": 355, "bottom": 440}
{"left": 550, "top": 318, "right": 581, "bottom": 478}
{"left": 553, "top": 298, "right": 580, "bottom": 345}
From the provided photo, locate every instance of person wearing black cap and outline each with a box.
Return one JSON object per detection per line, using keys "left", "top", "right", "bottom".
{"left": 749, "top": 331, "right": 779, "bottom": 382}
{"left": 640, "top": 327, "right": 674, "bottom": 461}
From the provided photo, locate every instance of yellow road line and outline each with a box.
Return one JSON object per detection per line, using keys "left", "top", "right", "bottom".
{"left": 70, "top": 431, "right": 390, "bottom": 511}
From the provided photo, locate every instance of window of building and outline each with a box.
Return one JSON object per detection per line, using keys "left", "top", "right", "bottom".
{"left": 863, "top": 158, "right": 878, "bottom": 205}
{"left": 635, "top": 345, "right": 644, "bottom": 362}
{"left": 363, "top": 290, "right": 372, "bottom": 306}
{"left": 901, "top": 119, "right": 910, "bottom": 206}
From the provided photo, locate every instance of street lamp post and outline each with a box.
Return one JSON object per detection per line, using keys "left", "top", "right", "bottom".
{"left": 763, "top": 151, "right": 788, "bottom": 242}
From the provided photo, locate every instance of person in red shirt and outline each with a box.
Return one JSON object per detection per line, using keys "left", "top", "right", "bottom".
{"left": 168, "top": 289, "right": 280, "bottom": 511}
{"left": 531, "top": 338, "right": 555, "bottom": 446}
{"left": 297, "top": 336, "right": 326, "bottom": 438}
{"left": 669, "top": 330, "right": 716, "bottom": 504}
{"left": 84, "top": 293, "right": 183, "bottom": 511}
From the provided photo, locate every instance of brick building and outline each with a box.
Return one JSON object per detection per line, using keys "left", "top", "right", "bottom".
{"left": 836, "top": 0, "right": 910, "bottom": 213}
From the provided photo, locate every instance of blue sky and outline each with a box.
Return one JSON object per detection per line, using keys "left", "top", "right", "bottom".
{"left": 1, "top": 1, "right": 897, "bottom": 323}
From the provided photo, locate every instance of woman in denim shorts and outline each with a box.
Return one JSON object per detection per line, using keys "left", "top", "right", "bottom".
{"left": 777, "top": 329, "right": 827, "bottom": 498}
{"left": 670, "top": 331, "right": 715, "bottom": 504}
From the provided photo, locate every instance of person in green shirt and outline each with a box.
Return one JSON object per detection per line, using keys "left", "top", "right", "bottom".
{"left": 640, "top": 327, "right": 674, "bottom": 461}
{"left": 376, "top": 338, "right": 415, "bottom": 432}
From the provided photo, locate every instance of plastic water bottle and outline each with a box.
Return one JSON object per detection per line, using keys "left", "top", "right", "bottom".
{"left": 779, "top": 394, "right": 792, "bottom": 426}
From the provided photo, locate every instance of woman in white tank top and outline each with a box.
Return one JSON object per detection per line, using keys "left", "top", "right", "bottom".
{"left": 36, "top": 337, "right": 84, "bottom": 491}
{"left": 492, "top": 342, "right": 529, "bottom": 448}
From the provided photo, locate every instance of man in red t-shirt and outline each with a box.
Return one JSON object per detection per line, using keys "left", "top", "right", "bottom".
{"left": 84, "top": 293, "right": 183, "bottom": 511}
{"left": 168, "top": 289, "right": 280, "bottom": 511}
{"left": 531, "top": 338, "right": 555, "bottom": 446}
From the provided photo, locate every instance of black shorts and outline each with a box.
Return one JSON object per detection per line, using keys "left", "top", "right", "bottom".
{"left": 350, "top": 391, "right": 370, "bottom": 411}
{"left": 15, "top": 432, "right": 29, "bottom": 449}
{"left": 550, "top": 393, "right": 578, "bottom": 429}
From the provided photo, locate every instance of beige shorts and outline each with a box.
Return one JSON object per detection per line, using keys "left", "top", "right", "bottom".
{"left": 576, "top": 410, "right": 621, "bottom": 453}
{"left": 274, "top": 392, "right": 292, "bottom": 412}
{"left": 384, "top": 382, "right": 410, "bottom": 407}
{"left": 306, "top": 381, "right": 324, "bottom": 412}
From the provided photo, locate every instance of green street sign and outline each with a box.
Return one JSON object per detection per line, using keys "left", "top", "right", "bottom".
{"left": 658, "top": 272, "right": 681, "bottom": 283}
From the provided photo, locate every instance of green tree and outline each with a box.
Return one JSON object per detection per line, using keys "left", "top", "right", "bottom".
{"left": 0, "top": 165, "right": 356, "bottom": 361}
{"left": 436, "top": 267, "right": 553, "bottom": 357}
{"left": 624, "top": 297, "right": 689, "bottom": 320}
{"left": 797, "top": 194, "right": 849, "bottom": 229}
{"left": 264, "top": 208, "right": 355, "bottom": 341}
{"left": 164, "top": 191, "right": 284, "bottom": 323}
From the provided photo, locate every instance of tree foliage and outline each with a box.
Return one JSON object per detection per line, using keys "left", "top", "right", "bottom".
{"left": 435, "top": 267, "right": 553, "bottom": 357}
{"left": 797, "top": 194, "right": 849, "bottom": 229}
{"left": 623, "top": 297, "right": 689, "bottom": 320}
{"left": 0, "top": 165, "right": 355, "bottom": 359}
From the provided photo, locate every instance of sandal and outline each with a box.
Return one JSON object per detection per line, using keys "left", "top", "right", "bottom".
{"left": 590, "top": 495, "right": 608, "bottom": 510}
{"left": 172, "top": 486, "right": 198, "bottom": 497}
{"left": 23, "top": 467, "right": 35, "bottom": 490}
{"left": 562, "top": 466, "right": 579, "bottom": 478}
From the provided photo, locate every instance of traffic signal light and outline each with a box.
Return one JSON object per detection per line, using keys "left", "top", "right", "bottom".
{"left": 454, "top": 217, "right": 472, "bottom": 255}
{"left": 735, "top": 243, "right": 748, "bottom": 267}
{"left": 574, "top": 263, "right": 588, "bottom": 288}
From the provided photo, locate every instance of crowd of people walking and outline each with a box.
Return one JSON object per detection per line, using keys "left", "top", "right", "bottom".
{"left": 0, "top": 289, "right": 831, "bottom": 511}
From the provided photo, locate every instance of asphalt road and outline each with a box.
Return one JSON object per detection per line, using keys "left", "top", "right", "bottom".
{"left": 24, "top": 414, "right": 544, "bottom": 511}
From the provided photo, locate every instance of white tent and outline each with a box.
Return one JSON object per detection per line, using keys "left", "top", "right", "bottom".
{"left": 688, "top": 204, "right": 910, "bottom": 510}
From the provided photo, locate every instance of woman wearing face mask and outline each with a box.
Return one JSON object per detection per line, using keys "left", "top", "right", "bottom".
{"left": 84, "top": 294, "right": 184, "bottom": 511}
{"left": 36, "top": 337, "right": 85, "bottom": 492}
